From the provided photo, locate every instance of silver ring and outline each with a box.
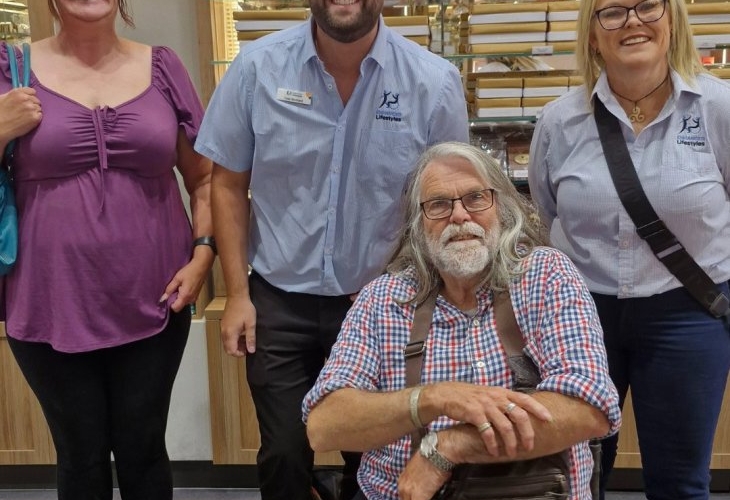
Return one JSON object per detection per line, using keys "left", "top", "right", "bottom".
{"left": 477, "top": 421, "right": 492, "bottom": 433}
{"left": 505, "top": 402, "right": 517, "bottom": 414}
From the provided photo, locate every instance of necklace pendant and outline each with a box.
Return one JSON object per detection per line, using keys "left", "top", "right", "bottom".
{"left": 629, "top": 106, "right": 644, "bottom": 123}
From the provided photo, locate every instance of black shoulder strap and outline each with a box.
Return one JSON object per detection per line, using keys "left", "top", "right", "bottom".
{"left": 593, "top": 98, "right": 729, "bottom": 318}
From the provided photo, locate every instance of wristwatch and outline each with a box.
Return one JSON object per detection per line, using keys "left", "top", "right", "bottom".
{"left": 419, "top": 431, "right": 455, "bottom": 472}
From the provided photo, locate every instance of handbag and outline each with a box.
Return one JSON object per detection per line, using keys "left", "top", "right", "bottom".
{"left": 593, "top": 98, "right": 729, "bottom": 318}
{"left": 405, "top": 290, "right": 599, "bottom": 499}
{"left": 0, "top": 42, "right": 30, "bottom": 276}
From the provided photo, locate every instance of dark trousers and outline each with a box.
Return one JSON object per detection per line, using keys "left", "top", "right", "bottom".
{"left": 7, "top": 308, "right": 191, "bottom": 500}
{"left": 593, "top": 285, "right": 730, "bottom": 500}
{"left": 247, "top": 272, "right": 361, "bottom": 500}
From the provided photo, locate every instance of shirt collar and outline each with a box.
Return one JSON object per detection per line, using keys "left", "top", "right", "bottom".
{"left": 592, "top": 68, "right": 701, "bottom": 107}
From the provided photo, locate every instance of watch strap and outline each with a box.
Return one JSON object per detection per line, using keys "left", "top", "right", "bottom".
{"left": 193, "top": 236, "right": 217, "bottom": 255}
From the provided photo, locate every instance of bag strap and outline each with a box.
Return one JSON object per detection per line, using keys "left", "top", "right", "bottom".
{"left": 594, "top": 98, "right": 729, "bottom": 318}
{"left": 492, "top": 291, "right": 523, "bottom": 357}
{"left": 404, "top": 288, "right": 534, "bottom": 450}
{"left": 3, "top": 42, "right": 31, "bottom": 163}
{"left": 404, "top": 287, "right": 438, "bottom": 450}
{"left": 7, "top": 43, "right": 19, "bottom": 88}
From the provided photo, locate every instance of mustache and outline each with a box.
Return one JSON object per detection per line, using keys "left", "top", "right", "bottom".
{"left": 439, "top": 222, "right": 487, "bottom": 245}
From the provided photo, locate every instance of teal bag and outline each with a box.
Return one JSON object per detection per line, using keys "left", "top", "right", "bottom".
{"left": 0, "top": 42, "right": 30, "bottom": 276}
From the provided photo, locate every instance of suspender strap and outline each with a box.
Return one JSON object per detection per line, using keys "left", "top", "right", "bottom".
{"left": 594, "top": 98, "right": 729, "bottom": 318}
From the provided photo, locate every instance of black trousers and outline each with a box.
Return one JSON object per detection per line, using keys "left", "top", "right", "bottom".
{"left": 247, "top": 272, "right": 361, "bottom": 500}
{"left": 8, "top": 308, "right": 190, "bottom": 500}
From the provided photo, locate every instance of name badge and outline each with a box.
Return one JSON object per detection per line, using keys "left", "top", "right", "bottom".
{"left": 277, "top": 88, "right": 312, "bottom": 106}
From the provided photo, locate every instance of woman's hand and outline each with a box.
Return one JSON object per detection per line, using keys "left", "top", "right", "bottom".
{"left": 159, "top": 246, "right": 215, "bottom": 312}
{"left": 0, "top": 88, "right": 42, "bottom": 147}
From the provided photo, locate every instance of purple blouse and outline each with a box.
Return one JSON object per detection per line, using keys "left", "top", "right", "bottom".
{"left": 0, "top": 45, "right": 204, "bottom": 352}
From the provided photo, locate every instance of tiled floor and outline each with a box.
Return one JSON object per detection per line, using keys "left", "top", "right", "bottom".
{"left": 0, "top": 490, "right": 259, "bottom": 500}
{"left": 0, "top": 491, "right": 728, "bottom": 500}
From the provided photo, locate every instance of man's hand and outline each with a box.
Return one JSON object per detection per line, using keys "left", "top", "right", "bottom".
{"left": 398, "top": 452, "right": 451, "bottom": 500}
{"left": 220, "top": 294, "right": 257, "bottom": 357}
{"left": 421, "top": 382, "right": 553, "bottom": 458}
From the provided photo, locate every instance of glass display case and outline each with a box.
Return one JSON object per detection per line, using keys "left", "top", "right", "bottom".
{"left": 0, "top": 1, "right": 54, "bottom": 43}
{"left": 0, "top": 0, "right": 29, "bottom": 44}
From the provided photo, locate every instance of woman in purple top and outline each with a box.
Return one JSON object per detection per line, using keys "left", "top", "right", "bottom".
{"left": 0, "top": 1, "right": 214, "bottom": 498}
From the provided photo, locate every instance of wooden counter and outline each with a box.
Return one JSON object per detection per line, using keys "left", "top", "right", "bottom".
{"left": 205, "top": 297, "right": 343, "bottom": 465}
{"left": 0, "top": 323, "right": 55, "bottom": 464}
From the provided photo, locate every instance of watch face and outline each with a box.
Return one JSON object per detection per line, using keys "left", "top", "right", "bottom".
{"left": 420, "top": 431, "right": 437, "bottom": 455}
{"left": 419, "top": 431, "right": 455, "bottom": 472}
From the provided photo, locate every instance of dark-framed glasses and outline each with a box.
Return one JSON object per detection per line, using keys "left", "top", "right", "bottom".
{"left": 594, "top": 0, "right": 667, "bottom": 30}
{"left": 420, "top": 189, "right": 496, "bottom": 220}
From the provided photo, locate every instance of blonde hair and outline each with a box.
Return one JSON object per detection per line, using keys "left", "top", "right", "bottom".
{"left": 48, "top": 0, "right": 134, "bottom": 27}
{"left": 576, "top": 0, "right": 704, "bottom": 100}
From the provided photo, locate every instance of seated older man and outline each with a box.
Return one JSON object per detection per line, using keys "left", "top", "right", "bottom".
{"left": 302, "top": 142, "right": 621, "bottom": 500}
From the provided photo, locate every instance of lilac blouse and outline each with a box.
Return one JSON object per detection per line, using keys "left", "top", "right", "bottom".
{"left": 0, "top": 45, "right": 204, "bottom": 353}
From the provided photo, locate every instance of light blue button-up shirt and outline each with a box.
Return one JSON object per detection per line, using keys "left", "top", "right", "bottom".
{"left": 195, "top": 18, "right": 469, "bottom": 295}
{"left": 529, "top": 70, "right": 730, "bottom": 297}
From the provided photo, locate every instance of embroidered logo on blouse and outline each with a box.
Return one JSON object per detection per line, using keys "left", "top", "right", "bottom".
{"left": 375, "top": 89, "right": 403, "bottom": 123}
{"left": 676, "top": 114, "right": 706, "bottom": 147}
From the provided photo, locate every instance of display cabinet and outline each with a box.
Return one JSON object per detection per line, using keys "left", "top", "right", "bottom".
{"left": 0, "top": 1, "right": 54, "bottom": 44}
{"left": 0, "top": 2, "right": 56, "bottom": 467}
{"left": 0, "top": 324, "right": 56, "bottom": 465}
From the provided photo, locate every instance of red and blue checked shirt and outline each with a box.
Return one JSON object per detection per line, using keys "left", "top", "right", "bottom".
{"left": 303, "top": 246, "right": 621, "bottom": 500}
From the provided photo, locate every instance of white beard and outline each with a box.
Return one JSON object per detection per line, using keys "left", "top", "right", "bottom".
{"left": 426, "top": 222, "right": 499, "bottom": 279}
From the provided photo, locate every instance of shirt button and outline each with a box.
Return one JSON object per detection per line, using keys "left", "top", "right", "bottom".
{"left": 472, "top": 319, "right": 479, "bottom": 326}
{"left": 619, "top": 240, "right": 629, "bottom": 249}
{"left": 621, "top": 285, "right": 630, "bottom": 294}
{"left": 475, "top": 361, "right": 486, "bottom": 368}
{"left": 327, "top": 84, "right": 333, "bottom": 90}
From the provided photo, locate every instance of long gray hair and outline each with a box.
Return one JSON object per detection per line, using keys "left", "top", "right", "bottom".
{"left": 386, "top": 141, "right": 547, "bottom": 305}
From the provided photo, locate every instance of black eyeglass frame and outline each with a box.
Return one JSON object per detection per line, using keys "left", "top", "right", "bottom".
{"left": 419, "top": 188, "right": 496, "bottom": 220}
{"left": 594, "top": 0, "right": 667, "bottom": 30}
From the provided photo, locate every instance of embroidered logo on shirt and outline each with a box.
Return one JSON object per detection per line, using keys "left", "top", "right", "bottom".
{"left": 375, "top": 89, "right": 403, "bottom": 123}
{"left": 676, "top": 114, "right": 706, "bottom": 147}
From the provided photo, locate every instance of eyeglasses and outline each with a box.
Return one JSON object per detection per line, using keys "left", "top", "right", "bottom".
{"left": 594, "top": 0, "right": 667, "bottom": 30}
{"left": 420, "top": 189, "right": 495, "bottom": 220}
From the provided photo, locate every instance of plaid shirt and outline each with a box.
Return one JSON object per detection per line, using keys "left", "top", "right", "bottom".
{"left": 303, "top": 246, "right": 621, "bottom": 500}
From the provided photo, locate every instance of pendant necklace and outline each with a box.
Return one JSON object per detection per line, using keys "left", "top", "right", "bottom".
{"left": 610, "top": 73, "right": 670, "bottom": 123}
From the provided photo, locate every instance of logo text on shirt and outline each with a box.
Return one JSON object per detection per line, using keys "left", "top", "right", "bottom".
{"left": 376, "top": 89, "right": 403, "bottom": 123}
{"left": 676, "top": 114, "right": 706, "bottom": 147}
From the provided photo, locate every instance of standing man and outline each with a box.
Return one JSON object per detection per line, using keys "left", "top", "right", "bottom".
{"left": 194, "top": 0, "right": 469, "bottom": 497}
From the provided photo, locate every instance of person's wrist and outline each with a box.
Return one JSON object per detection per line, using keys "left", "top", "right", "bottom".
{"left": 193, "top": 235, "right": 217, "bottom": 255}
{"left": 409, "top": 386, "right": 425, "bottom": 430}
{"left": 419, "top": 430, "right": 456, "bottom": 472}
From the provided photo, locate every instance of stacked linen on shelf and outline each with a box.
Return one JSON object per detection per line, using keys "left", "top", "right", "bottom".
{"left": 546, "top": 1, "right": 579, "bottom": 51}
{"left": 383, "top": 15, "right": 431, "bottom": 48}
{"left": 462, "top": 2, "right": 548, "bottom": 54}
